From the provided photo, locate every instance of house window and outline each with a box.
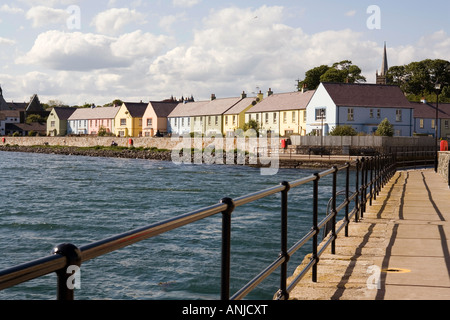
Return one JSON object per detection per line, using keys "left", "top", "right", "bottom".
{"left": 292, "top": 111, "right": 296, "bottom": 123}
{"left": 396, "top": 110, "right": 402, "bottom": 122}
{"left": 431, "top": 119, "right": 435, "bottom": 129}
{"left": 377, "top": 109, "right": 381, "bottom": 119}
{"left": 303, "top": 110, "right": 307, "bottom": 122}
{"left": 420, "top": 119, "right": 424, "bottom": 129}
{"left": 348, "top": 108, "right": 354, "bottom": 121}
{"left": 50, "top": 121, "right": 55, "bottom": 127}
{"left": 139, "top": 118, "right": 142, "bottom": 126}
{"left": 445, "top": 120, "right": 449, "bottom": 129}
{"left": 215, "top": 116, "right": 219, "bottom": 125}
{"left": 315, "top": 108, "right": 326, "bottom": 121}
{"left": 225, "top": 116, "right": 228, "bottom": 125}
{"left": 370, "top": 109, "right": 374, "bottom": 118}
{"left": 147, "top": 118, "right": 153, "bottom": 127}
{"left": 208, "top": 116, "right": 211, "bottom": 125}
{"left": 120, "top": 118, "right": 126, "bottom": 126}
{"left": 273, "top": 113, "right": 277, "bottom": 124}
{"left": 265, "top": 113, "right": 269, "bottom": 124}
{"left": 182, "top": 118, "right": 184, "bottom": 126}
{"left": 232, "top": 115, "right": 236, "bottom": 125}
{"left": 283, "top": 112, "right": 287, "bottom": 123}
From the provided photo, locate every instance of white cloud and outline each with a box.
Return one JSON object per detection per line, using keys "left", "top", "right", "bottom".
{"left": 26, "top": 6, "right": 69, "bottom": 28}
{"left": 172, "top": 0, "right": 201, "bottom": 8}
{"left": 0, "top": 37, "right": 16, "bottom": 46}
{"left": 91, "top": 8, "right": 146, "bottom": 35}
{"left": 345, "top": 10, "right": 357, "bottom": 17}
{"left": 0, "top": 4, "right": 25, "bottom": 14}
{"left": 16, "top": 29, "right": 172, "bottom": 72}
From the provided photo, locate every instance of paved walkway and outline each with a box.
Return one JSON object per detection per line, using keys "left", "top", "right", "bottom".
{"left": 288, "top": 168, "right": 450, "bottom": 300}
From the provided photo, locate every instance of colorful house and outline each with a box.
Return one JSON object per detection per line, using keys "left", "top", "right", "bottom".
{"left": 412, "top": 101, "right": 450, "bottom": 139}
{"left": 114, "top": 102, "right": 148, "bottom": 137}
{"left": 168, "top": 100, "right": 209, "bottom": 136}
{"left": 68, "top": 106, "right": 120, "bottom": 135}
{"left": 142, "top": 101, "right": 179, "bottom": 137}
{"left": 245, "top": 89, "right": 315, "bottom": 136}
{"left": 306, "top": 83, "right": 414, "bottom": 136}
{"left": 223, "top": 92, "right": 262, "bottom": 137}
{"left": 47, "top": 107, "right": 76, "bottom": 136}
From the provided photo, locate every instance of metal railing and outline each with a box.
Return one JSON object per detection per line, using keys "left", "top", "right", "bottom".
{"left": 0, "top": 154, "right": 396, "bottom": 300}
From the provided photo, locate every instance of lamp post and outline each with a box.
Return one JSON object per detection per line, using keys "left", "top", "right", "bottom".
{"left": 435, "top": 82, "right": 442, "bottom": 172}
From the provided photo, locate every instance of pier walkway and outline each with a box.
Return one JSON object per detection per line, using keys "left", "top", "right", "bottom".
{"left": 288, "top": 168, "right": 450, "bottom": 300}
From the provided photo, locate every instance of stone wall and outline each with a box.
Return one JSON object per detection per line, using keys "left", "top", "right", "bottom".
{"left": 438, "top": 151, "right": 450, "bottom": 185}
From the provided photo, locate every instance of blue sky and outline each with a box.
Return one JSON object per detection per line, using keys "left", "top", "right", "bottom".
{"left": 0, "top": 0, "right": 449, "bottom": 105}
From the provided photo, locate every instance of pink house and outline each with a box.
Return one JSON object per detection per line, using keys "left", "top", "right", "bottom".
{"left": 142, "top": 101, "right": 179, "bottom": 137}
{"left": 88, "top": 106, "right": 120, "bottom": 135}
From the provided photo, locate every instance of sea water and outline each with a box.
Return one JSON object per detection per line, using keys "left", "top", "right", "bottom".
{"left": 0, "top": 151, "right": 353, "bottom": 300}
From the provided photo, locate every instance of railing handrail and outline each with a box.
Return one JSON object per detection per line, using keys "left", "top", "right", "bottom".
{"left": 0, "top": 153, "right": 398, "bottom": 300}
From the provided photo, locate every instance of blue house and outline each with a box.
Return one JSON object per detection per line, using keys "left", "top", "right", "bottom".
{"left": 306, "top": 82, "right": 414, "bottom": 136}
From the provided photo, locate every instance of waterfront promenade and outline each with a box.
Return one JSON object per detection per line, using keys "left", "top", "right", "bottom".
{"left": 288, "top": 168, "right": 450, "bottom": 300}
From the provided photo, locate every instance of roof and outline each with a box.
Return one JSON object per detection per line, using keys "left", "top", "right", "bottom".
{"left": 224, "top": 97, "right": 259, "bottom": 115}
{"left": 411, "top": 102, "right": 450, "bottom": 119}
{"left": 168, "top": 100, "right": 210, "bottom": 117}
{"left": 51, "top": 107, "right": 77, "bottom": 120}
{"left": 123, "top": 102, "right": 148, "bottom": 118}
{"left": 322, "top": 83, "right": 413, "bottom": 109}
{"left": 198, "top": 97, "right": 242, "bottom": 116}
{"left": 68, "top": 106, "right": 121, "bottom": 120}
{"left": 148, "top": 101, "right": 179, "bottom": 117}
{"left": 248, "top": 90, "right": 315, "bottom": 112}
{"left": 6, "top": 122, "right": 46, "bottom": 132}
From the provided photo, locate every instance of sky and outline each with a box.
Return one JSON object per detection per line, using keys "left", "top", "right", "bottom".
{"left": 0, "top": 0, "right": 449, "bottom": 106}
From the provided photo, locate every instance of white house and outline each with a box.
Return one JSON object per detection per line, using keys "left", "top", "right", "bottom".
{"left": 306, "top": 83, "right": 414, "bottom": 136}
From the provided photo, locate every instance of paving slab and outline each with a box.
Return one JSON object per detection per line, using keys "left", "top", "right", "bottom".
{"left": 287, "top": 169, "right": 450, "bottom": 300}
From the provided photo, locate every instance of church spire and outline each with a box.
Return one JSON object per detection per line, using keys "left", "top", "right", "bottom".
{"left": 376, "top": 42, "right": 388, "bottom": 85}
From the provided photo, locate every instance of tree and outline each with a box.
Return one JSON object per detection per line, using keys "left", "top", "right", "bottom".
{"left": 375, "top": 118, "right": 394, "bottom": 137}
{"left": 386, "top": 59, "right": 450, "bottom": 102}
{"left": 298, "top": 60, "right": 366, "bottom": 90}
{"left": 241, "top": 120, "right": 260, "bottom": 137}
{"left": 329, "top": 125, "right": 358, "bottom": 136}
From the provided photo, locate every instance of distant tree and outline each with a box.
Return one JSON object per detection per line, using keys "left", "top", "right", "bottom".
{"left": 329, "top": 125, "right": 358, "bottom": 136}
{"left": 375, "top": 118, "right": 394, "bottom": 137}
{"left": 298, "top": 60, "right": 366, "bottom": 90}
{"left": 26, "top": 114, "right": 46, "bottom": 124}
{"left": 386, "top": 59, "right": 450, "bottom": 102}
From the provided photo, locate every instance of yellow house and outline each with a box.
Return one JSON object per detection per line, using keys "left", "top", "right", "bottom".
{"left": 245, "top": 90, "right": 315, "bottom": 137}
{"left": 223, "top": 92, "right": 263, "bottom": 137}
{"left": 114, "top": 102, "right": 148, "bottom": 137}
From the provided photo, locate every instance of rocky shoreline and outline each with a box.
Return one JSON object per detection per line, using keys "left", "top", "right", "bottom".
{"left": 0, "top": 144, "right": 349, "bottom": 169}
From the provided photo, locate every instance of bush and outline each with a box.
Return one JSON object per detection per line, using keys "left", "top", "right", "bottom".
{"left": 329, "top": 125, "right": 357, "bottom": 136}
{"left": 375, "top": 118, "right": 394, "bottom": 137}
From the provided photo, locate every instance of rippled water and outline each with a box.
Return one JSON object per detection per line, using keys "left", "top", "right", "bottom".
{"left": 0, "top": 151, "right": 353, "bottom": 300}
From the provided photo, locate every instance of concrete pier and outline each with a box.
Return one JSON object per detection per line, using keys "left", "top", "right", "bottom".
{"left": 288, "top": 169, "right": 450, "bottom": 300}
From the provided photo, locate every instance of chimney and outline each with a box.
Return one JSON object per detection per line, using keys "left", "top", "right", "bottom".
{"left": 240, "top": 91, "right": 247, "bottom": 99}
{"left": 211, "top": 94, "right": 216, "bottom": 101}
{"left": 301, "top": 83, "right": 308, "bottom": 93}
{"left": 267, "top": 88, "right": 273, "bottom": 97}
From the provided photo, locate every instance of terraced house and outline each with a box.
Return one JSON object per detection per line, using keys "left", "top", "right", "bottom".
{"left": 142, "top": 101, "right": 179, "bottom": 137}
{"left": 306, "top": 83, "right": 414, "bottom": 136}
{"left": 67, "top": 105, "right": 120, "bottom": 135}
{"left": 245, "top": 89, "right": 315, "bottom": 136}
{"left": 114, "top": 102, "right": 147, "bottom": 137}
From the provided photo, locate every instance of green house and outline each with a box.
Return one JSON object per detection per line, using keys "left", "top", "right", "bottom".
{"left": 47, "top": 107, "right": 76, "bottom": 136}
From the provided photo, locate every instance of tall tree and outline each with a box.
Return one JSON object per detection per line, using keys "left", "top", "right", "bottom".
{"left": 386, "top": 59, "right": 450, "bottom": 102}
{"left": 298, "top": 60, "right": 366, "bottom": 90}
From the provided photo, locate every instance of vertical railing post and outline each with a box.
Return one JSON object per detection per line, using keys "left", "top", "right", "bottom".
{"left": 369, "top": 157, "right": 374, "bottom": 206}
{"left": 220, "top": 197, "right": 235, "bottom": 301}
{"left": 354, "top": 159, "right": 360, "bottom": 222}
{"left": 312, "top": 173, "right": 320, "bottom": 283}
{"left": 360, "top": 157, "right": 366, "bottom": 218}
{"left": 331, "top": 167, "right": 338, "bottom": 255}
{"left": 345, "top": 162, "right": 350, "bottom": 237}
{"left": 278, "top": 181, "right": 291, "bottom": 300}
{"left": 52, "top": 243, "right": 82, "bottom": 301}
